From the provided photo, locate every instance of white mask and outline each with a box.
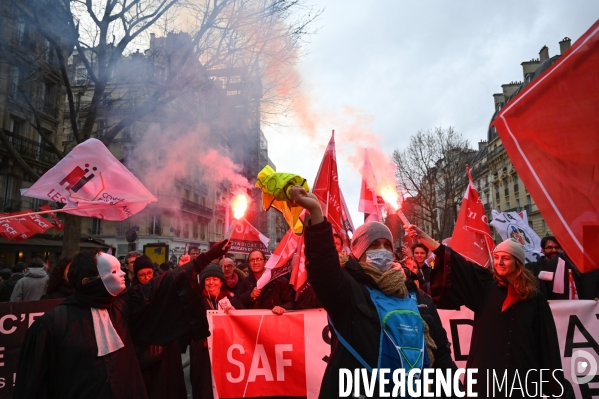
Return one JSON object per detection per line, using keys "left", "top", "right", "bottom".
{"left": 365, "top": 249, "right": 394, "bottom": 272}
{"left": 96, "top": 253, "right": 126, "bottom": 296}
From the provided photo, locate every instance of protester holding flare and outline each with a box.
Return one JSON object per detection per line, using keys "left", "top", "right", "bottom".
{"left": 289, "top": 185, "right": 458, "bottom": 398}
{"left": 405, "top": 223, "right": 572, "bottom": 398}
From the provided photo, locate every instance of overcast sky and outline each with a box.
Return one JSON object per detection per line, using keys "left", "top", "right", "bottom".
{"left": 262, "top": 1, "right": 599, "bottom": 229}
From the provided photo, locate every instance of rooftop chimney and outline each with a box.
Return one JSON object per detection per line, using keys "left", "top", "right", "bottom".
{"left": 539, "top": 45, "right": 549, "bottom": 62}
{"left": 478, "top": 140, "right": 488, "bottom": 151}
{"left": 559, "top": 37, "right": 571, "bottom": 55}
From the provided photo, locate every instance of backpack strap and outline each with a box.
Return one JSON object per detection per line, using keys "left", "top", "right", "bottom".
{"left": 327, "top": 315, "right": 373, "bottom": 373}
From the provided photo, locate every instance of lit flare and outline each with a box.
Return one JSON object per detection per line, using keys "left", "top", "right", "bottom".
{"left": 379, "top": 186, "right": 411, "bottom": 226}
{"left": 232, "top": 193, "right": 249, "bottom": 219}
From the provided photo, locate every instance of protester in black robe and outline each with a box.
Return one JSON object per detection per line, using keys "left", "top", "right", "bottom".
{"left": 406, "top": 224, "right": 573, "bottom": 399}
{"left": 14, "top": 241, "right": 229, "bottom": 399}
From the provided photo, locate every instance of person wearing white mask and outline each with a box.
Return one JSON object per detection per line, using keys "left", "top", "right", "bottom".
{"left": 289, "top": 186, "right": 457, "bottom": 399}
{"left": 14, "top": 241, "right": 229, "bottom": 399}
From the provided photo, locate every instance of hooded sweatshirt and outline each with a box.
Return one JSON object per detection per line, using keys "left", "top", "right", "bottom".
{"left": 10, "top": 267, "right": 49, "bottom": 301}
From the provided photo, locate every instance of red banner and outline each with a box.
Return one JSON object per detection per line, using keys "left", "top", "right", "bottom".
{"left": 10, "top": 211, "right": 53, "bottom": 242}
{"left": 492, "top": 20, "right": 599, "bottom": 272}
{"left": 210, "top": 313, "right": 308, "bottom": 398}
{"left": 227, "top": 218, "right": 270, "bottom": 255}
{"left": 0, "top": 215, "right": 30, "bottom": 241}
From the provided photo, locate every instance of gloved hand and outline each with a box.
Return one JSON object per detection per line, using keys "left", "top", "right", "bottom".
{"left": 204, "top": 239, "right": 231, "bottom": 261}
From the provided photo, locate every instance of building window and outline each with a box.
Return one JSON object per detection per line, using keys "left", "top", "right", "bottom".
{"left": 200, "top": 223, "right": 206, "bottom": 241}
{"left": 495, "top": 185, "right": 500, "bottom": 201}
{"left": 516, "top": 199, "right": 520, "bottom": 211}
{"left": 75, "top": 66, "right": 88, "bottom": 85}
{"left": 526, "top": 195, "right": 532, "bottom": 207}
{"left": 149, "top": 214, "right": 161, "bottom": 235}
{"left": 184, "top": 189, "right": 190, "bottom": 201}
{"left": 504, "top": 181, "right": 509, "bottom": 197}
{"left": 506, "top": 201, "right": 510, "bottom": 210}
{"left": 91, "top": 218, "right": 101, "bottom": 235}
{"left": 193, "top": 223, "right": 199, "bottom": 239}
{"left": 513, "top": 177, "right": 519, "bottom": 193}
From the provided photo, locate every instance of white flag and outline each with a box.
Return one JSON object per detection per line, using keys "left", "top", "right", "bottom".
{"left": 490, "top": 210, "right": 542, "bottom": 263}
{"left": 21, "top": 139, "right": 156, "bottom": 221}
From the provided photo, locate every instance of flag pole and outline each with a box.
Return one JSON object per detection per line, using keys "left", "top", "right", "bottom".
{"left": 0, "top": 202, "right": 139, "bottom": 221}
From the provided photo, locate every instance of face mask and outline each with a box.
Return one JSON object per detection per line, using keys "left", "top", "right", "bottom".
{"left": 97, "top": 253, "right": 126, "bottom": 296}
{"left": 365, "top": 249, "right": 394, "bottom": 272}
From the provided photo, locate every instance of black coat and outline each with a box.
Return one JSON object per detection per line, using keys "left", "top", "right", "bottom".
{"left": 41, "top": 280, "right": 75, "bottom": 300}
{"left": 0, "top": 273, "right": 24, "bottom": 301}
{"left": 14, "top": 254, "right": 210, "bottom": 399}
{"left": 304, "top": 221, "right": 458, "bottom": 399}
{"left": 537, "top": 252, "right": 599, "bottom": 300}
{"left": 429, "top": 244, "right": 571, "bottom": 398}
{"left": 238, "top": 272, "right": 295, "bottom": 310}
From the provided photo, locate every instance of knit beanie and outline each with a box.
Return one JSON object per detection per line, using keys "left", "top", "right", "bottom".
{"left": 133, "top": 255, "right": 154, "bottom": 274}
{"left": 201, "top": 264, "right": 226, "bottom": 285}
{"left": 493, "top": 238, "right": 526, "bottom": 265}
{"left": 350, "top": 222, "right": 394, "bottom": 260}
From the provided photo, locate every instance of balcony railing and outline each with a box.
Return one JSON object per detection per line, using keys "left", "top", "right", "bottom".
{"left": 148, "top": 226, "right": 163, "bottom": 235}
{"left": 2, "top": 130, "right": 60, "bottom": 166}
{"left": 180, "top": 198, "right": 213, "bottom": 218}
{"left": 38, "top": 99, "right": 58, "bottom": 118}
{"left": 88, "top": 227, "right": 102, "bottom": 235}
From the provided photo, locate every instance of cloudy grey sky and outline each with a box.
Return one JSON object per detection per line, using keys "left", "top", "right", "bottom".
{"left": 263, "top": 0, "right": 599, "bottom": 228}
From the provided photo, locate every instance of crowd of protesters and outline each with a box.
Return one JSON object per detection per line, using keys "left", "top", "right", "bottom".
{"left": 1, "top": 187, "right": 591, "bottom": 398}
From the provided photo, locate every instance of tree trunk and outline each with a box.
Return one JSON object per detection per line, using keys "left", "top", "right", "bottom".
{"left": 61, "top": 213, "right": 82, "bottom": 257}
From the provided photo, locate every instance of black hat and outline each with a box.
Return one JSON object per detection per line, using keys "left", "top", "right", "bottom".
{"left": 200, "top": 264, "right": 226, "bottom": 286}
{"left": 134, "top": 255, "right": 154, "bottom": 274}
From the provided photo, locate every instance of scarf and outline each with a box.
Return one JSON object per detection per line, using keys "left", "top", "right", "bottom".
{"left": 225, "top": 273, "right": 239, "bottom": 289}
{"left": 360, "top": 262, "right": 408, "bottom": 298}
{"left": 359, "top": 261, "right": 436, "bottom": 364}
{"left": 71, "top": 279, "right": 124, "bottom": 356}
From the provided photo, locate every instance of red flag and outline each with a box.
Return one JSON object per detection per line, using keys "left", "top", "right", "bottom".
{"left": 227, "top": 217, "right": 270, "bottom": 255}
{"left": 450, "top": 166, "right": 495, "bottom": 268}
{"left": 10, "top": 211, "right": 53, "bottom": 242}
{"left": 312, "top": 131, "right": 354, "bottom": 247}
{"left": 358, "top": 148, "right": 384, "bottom": 223}
{"left": 257, "top": 226, "right": 303, "bottom": 289}
{"left": 39, "top": 205, "right": 64, "bottom": 231}
{"left": 289, "top": 234, "right": 307, "bottom": 295}
{"left": 492, "top": 20, "right": 599, "bottom": 272}
{"left": 0, "top": 214, "right": 30, "bottom": 241}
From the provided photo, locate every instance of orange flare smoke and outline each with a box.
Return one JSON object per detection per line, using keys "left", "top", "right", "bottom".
{"left": 380, "top": 186, "right": 400, "bottom": 210}
{"left": 232, "top": 193, "right": 249, "bottom": 219}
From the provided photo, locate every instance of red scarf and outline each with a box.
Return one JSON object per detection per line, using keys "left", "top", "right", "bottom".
{"left": 225, "top": 273, "right": 239, "bottom": 289}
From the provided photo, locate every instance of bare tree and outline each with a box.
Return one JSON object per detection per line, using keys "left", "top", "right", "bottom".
{"left": 392, "top": 127, "right": 474, "bottom": 240}
{"left": 2, "top": 0, "right": 319, "bottom": 256}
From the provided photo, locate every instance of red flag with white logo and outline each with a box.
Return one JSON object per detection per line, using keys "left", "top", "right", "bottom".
{"left": 10, "top": 211, "right": 53, "bottom": 242}
{"left": 358, "top": 148, "right": 384, "bottom": 223}
{"left": 20, "top": 139, "right": 156, "bottom": 221}
{"left": 312, "top": 131, "right": 354, "bottom": 248}
{"left": 492, "top": 20, "right": 599, "bottom": 272}
{"left": 0, "top": 214, "right": 30, "bottom": 241}
{"left": 450, "top": 166, "right": 495, "bottom": 268}
{"left": 227, "top": 217, "right": 270, "bottom": 255}
{"left": 39, "top": 205, "right": 64, "bottom": 231}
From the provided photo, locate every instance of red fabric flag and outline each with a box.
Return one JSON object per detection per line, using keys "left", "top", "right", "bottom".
{"left": 312, "top": 131, "right": 354, "bottom": 248}
{"left": 492, "top": 20, "right": 599, "bottom": 272}
{"left": 257, "top": 226, "right": 303, "bottom": 289}
{"left": 450, "top": 167, "right": 495, "bottom": 268}
{"left": 0, "top": 214, "right": 30, "bottom": 241}
{"left": 39, "top": 205, "right": 64, "bottom": 231}
{"left": 10, "top": 211, "right": 53, "bottom": 242}
{"left": 226, "top": 217, "right": 270, "bottom": 255}
{"left": 289, "top": 234, "right": 307, "bottom": 294}
{"left": 358, "top": 148, "right": 384, "bottom": 223}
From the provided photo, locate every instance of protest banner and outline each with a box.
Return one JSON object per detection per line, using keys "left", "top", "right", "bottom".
{"left": 3, "top": 300, "right": 598, "bottom": 398}
{"left": 227, "top": 217, "right": 270, "bottom": 255}
{"left": 0, "top": 299, "right": 63, "bottom": 399}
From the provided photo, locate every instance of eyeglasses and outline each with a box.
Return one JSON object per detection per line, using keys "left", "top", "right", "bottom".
{"left": 222, "top": 264, "right": 235, "bottom": 268}
{"left": 138, "top": 271, "right": 153, "bottom": 278}
{"left": 249, "top": 258, "right": 264, "bottom": 263}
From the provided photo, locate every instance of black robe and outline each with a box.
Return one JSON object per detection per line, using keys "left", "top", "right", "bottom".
{"left": 14, "top": 255, "right": 210, "bottom": 399}
{"left": 430, "top": 244, "right": 571, "bottom": 398}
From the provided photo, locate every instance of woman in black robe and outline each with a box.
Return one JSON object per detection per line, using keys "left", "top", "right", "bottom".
{"left": 14, "top": 241, "right": 229, "bottom": 399}
{"left": 406, "top": 224, "right": 573, "bottom": 399}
